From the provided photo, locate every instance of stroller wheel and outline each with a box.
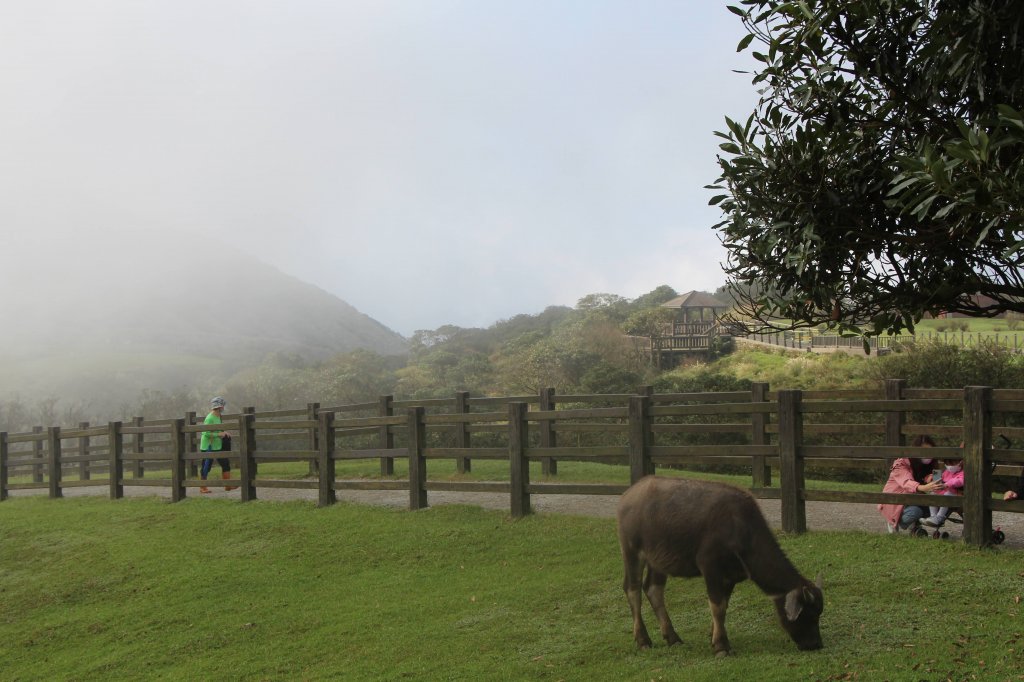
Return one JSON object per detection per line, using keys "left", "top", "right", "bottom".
{"left": 992, "top": 529, "right": 1006, "bottom": 545}
{"left": 940, "top": 532, "right": 950, "bottom": 540}
{"left": 913, "top": 526, "right": 930, "bottom": 538}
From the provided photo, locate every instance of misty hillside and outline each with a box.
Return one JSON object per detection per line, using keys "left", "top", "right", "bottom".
{"left": 0, "top": 232, "right": 407, "bottom": 404}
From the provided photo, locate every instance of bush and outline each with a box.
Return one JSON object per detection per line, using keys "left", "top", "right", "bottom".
{"left": 934, "top": 318, "right": 970, "bottom": 332}
{"left": 873, "top": 338, "right": 1024, "bottom": 389}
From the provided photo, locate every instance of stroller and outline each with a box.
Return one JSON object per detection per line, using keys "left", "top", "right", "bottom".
{"left": 912, "top": 509, "right": 1005, "bottom": 544}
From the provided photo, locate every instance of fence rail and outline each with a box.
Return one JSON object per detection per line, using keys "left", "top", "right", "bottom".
{"left": 743, "top": 329, "right": 1024, "bottom": 353}
{"left": 3, "top": 381, "right": 1024, "bottom": 546}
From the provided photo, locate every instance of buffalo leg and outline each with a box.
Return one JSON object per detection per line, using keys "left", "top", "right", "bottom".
{"left": 643, "top": 567, "right": 682, "bottom": 645}
{"left": 703, "top": 576, "right": 736, "bottom": 657}
{"left": 621, "top": 550, "right": 652, "bottom": 648}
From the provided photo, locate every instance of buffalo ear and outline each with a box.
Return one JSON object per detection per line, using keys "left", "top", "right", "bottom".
{"left": 785, "top": 588, "right": 804, "bottom": 621}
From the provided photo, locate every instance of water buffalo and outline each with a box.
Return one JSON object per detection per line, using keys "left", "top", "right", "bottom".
{"left": 616, "top": 476, "right": 824, "bottom": 656}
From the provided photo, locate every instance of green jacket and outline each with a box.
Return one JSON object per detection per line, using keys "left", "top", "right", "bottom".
{"left": 200, "top": 411, "right": 223, "bottom": 451}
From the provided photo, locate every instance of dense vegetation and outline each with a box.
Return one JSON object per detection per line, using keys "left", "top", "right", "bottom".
{"left": 5, "top": 282, "right": 1024, "bottom": 436}
{"left": 713, "top": 0, "right": 1024, "bottom": 337}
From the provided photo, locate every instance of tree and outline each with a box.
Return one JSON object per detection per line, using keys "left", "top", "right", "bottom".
{"left": 623, "top": 307, "right": 677, "bottom": 338}
{"left": 575, "top": 293, "right": 632, "bottom": 324}
{"left": 710, "top": 1, "right": 1024, "bottom": 339}
{"left": 631, "top": 285, "right": 679, "bottom": 310}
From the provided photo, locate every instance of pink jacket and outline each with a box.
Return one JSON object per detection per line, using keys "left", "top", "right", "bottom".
{"left": 877, "top": 458, "right": 926, "bottom": 527}
{"left": 940, "top": 467, "right": 964, "bottom": 496}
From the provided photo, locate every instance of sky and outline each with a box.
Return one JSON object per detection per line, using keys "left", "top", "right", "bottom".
{"left": 0, "top": 1, "right": 761, "bottom": 337}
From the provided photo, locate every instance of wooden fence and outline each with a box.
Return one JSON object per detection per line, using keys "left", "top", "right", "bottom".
{"left": 744, "top": 329, "right": 1024, "bottom": 352}
{"left": 2, "top": 380, "right": 1024, "bottom": 547}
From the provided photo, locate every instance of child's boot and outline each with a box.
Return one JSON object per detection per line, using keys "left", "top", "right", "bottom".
{"left": 200, "top": 477, "right": 211, "bottom": 494}
{"left": 223, "top": 472, "right": 237, "bottom": 491}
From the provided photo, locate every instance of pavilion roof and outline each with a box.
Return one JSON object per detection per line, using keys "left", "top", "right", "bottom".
{"left": 660, "top": 290, "right": 730, "bottom": 309}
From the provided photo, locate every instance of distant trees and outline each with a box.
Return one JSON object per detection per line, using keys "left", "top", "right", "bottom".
{"left": 1, "top": 285, "right": 704, "bottom": 426}
{"left": 0, "top": 396, "right": 88, "bottom": 432}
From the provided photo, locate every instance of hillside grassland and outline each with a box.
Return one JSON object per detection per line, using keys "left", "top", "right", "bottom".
{"left": 1, "top": 496, "right": 1021, "bottom": 681}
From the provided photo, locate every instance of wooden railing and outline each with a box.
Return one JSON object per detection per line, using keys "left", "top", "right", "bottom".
{"left": 743, "top": 330, "right": 1024, "bottom": 352}
{"left": 2, "top": 381, "right": 1023, "bottom": 546}
{"left": 650, "top": 322, "right": 719, "bottom": 351}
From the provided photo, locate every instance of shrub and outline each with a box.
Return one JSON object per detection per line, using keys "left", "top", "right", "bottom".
{"left": 873, "top": 338, "right": 1024, "bottom": 389}
{"left": 934, "top": 319, "right": 970, "bottom": 332}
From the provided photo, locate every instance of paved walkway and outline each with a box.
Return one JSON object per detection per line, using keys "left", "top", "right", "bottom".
{"left": 10, "top": 481, "right": 1023, "bottom": 549}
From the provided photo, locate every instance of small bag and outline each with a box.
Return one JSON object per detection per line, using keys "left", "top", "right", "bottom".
{"left": 220, "top": 434, "right": 232, "bottom": 452}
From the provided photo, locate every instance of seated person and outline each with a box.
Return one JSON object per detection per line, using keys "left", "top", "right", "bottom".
{"left": 921, "top": 454, "right": 963, "bottom": 527}
{"left": 878, "top": 435, "right": 946, "bottom": 533}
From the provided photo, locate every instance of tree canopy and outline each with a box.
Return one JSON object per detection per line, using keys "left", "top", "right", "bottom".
{"left": 710, "top": 0, "right": 1024, "bottom": 338}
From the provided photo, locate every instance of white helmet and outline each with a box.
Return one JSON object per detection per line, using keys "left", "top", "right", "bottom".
{"left": 210, "top": 396, "right": 227, "bottom": 410}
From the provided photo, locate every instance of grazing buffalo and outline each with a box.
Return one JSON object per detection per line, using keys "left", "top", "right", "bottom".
{"left": 616, "top": 476, "right": 824, "bottom": 656}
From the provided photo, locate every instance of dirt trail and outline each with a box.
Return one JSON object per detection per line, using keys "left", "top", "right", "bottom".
{"left": 12, "top": 482, "right": 1024, "bottom": 549}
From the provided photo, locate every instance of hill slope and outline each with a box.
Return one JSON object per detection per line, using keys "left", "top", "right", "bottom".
{"left": 0, "top": 232, "right": 407, "bottom": 404}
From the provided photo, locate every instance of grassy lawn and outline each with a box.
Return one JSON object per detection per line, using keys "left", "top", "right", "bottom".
{"left": 12, "top": 459, "right": 887, "bottom": 495}
{"left": 1, "top": 496, "right": 1021, "bottom": 681}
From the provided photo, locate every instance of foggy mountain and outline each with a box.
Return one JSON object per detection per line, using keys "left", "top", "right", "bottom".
{"left": 0, "top": 230, "right": 408, "bottom": 404}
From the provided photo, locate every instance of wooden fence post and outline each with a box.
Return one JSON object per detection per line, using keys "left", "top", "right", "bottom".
{"left": 307, "top": 402, "right": 320, "bottom": 477}
{"left": 884, "top": 379, "right": 906, "bottom": 451}
{"left": 47, "top": 426, "right": 62, "bottom": 499}
{"left": 108, "top": 421, "right": 123, "bottom": 499}
{"left": 132, "top": 416, "right": 145, "bottom": 479}
{"left": 318, "top": 411, "right": 336, "bottom": 507}
{"left": 242, "top": 407, "right": 257, "bottom": 477}
{"left": 186, "top": 411, "right": 198, "bottom": 478}
{"left": 777, "top": 390, "right": 806, "bottom": 534}
{"left": 78, "top": 421, "right": 90, "bottom": 480}
{"left": 238, "top": 412, "right": 257, "bottom": 501}
{"left": 170, "top": 418, "right": 186, "bottom": 502}
{"left": 509, "top": 402, "right": 530, "bottom": 517}
{"left": 455, "top": 391, "right": 472, "bottom": 474}
{"left": 31, "top": 426, "right": 43, "bottom": 483}
{"left": 379, "top": 395, "right": 395, "bottom": 476}
{"left": 305, "top": 403, "right": 320, "bottom": 476}
{"left": 751, "top": 383, "right": 770, "bottom": 488}
{"left": 628, "top": 395, "right": 653, "bottom": 484}
{"left": 538, "top": 387, "right": 557, "bottom": 476}
{"left": 637, "top": 385, "right": 655, "bottom": 455}
{"left": 0, "top": 431, "right": 8, "bottom": 501}
{"left": 408, "top": 407, "right": 427, "bottom": 510}
{"left": 962, "top": 386, "right": 992, "bottom": 547}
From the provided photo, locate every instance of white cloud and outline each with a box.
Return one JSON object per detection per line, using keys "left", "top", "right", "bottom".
{"left": 0, "top": 1, "right": 760, "bottom": 335}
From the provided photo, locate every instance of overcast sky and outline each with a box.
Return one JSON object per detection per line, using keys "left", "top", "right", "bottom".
{"left": 1, "top": 1, "right": 760, "bottom": 336}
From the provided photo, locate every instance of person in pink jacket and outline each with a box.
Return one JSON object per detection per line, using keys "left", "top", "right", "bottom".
{"left": 921, "top": 454, "right": 964, "bottom": 527}
{"left": 878, "top": 435, "right": 946, "bottom": 533}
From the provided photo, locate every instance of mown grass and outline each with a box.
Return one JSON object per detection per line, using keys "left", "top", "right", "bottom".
{"left": 22, "top": 459, "right": 886, "bottom": 494}
{"left": 2, "top": 495, "right": 1022, "bottom": 681}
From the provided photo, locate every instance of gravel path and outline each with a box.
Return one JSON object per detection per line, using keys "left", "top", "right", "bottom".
{"left": 13, "top": 481, "right": 1024, "bottom": 548}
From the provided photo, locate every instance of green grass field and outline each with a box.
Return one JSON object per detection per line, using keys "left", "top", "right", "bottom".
{"left": 9, "top": 458, "right": 887, "bottom": 495}
{"left": 2, "top": 495, "right": 1021, "bottom": 681}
